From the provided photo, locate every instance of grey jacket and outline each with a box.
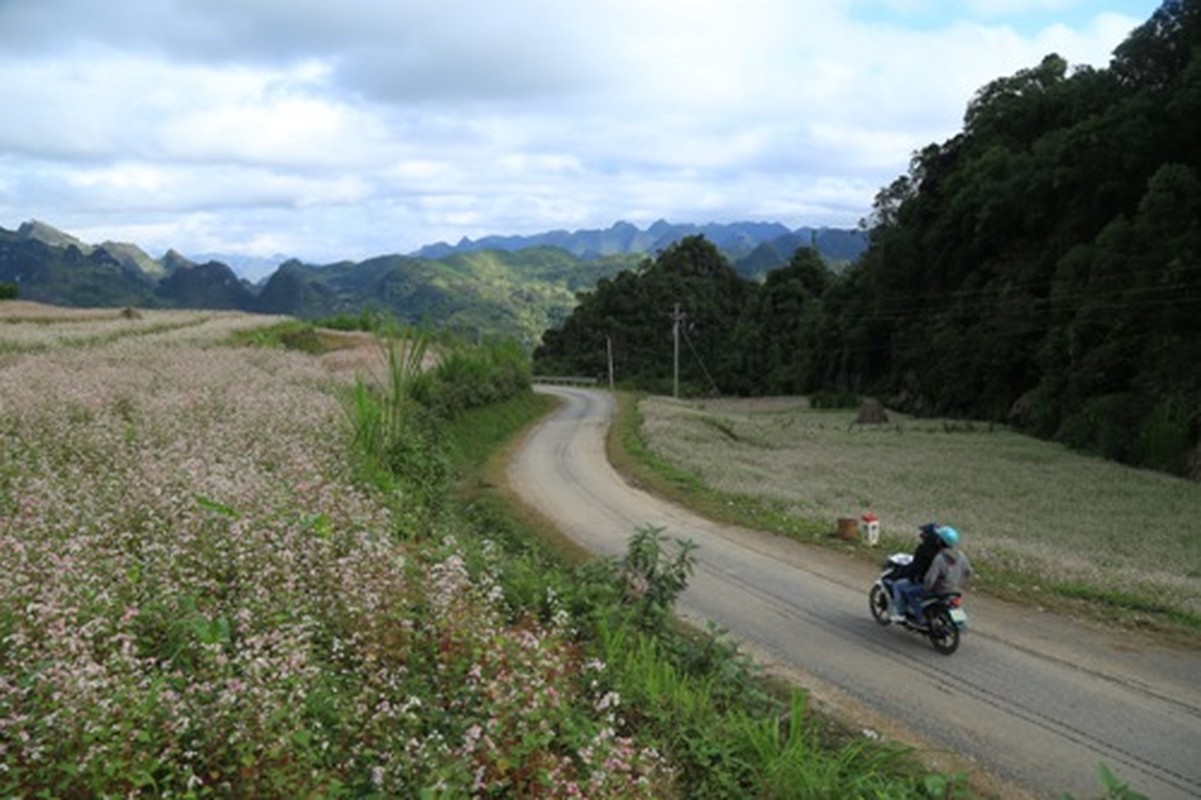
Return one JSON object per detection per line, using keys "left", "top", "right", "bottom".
{"left": 924, "top": 546, "right": 972, "bottom": 595}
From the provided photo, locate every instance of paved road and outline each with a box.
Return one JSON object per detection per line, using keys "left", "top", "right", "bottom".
{"left": 507, "top": 386, "right": 1201, "bottom": 799}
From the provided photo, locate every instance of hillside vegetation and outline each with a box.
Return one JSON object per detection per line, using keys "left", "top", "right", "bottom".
{"left": 537, "top": 1, "right": 1201, "bottom": 479}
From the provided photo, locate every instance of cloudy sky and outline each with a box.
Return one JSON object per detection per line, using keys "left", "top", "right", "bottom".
{"left": 0, "top": 0, "right": 1159, "bottom": 263}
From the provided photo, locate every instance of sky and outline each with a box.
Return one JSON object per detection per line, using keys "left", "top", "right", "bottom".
{"left": 0, "top": 0, "right": 1162, "bottom": 264}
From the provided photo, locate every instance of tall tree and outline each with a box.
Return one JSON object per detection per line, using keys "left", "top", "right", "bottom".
{"left": 534, "top": 236, "right": 748, "bottom": 394}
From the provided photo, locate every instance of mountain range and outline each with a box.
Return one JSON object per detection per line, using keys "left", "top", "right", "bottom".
{"left": 0, "top": 219, "right": 866, "bottom": 347}
{"left": 414, "top": 219, "right": 866, "bottom": 264}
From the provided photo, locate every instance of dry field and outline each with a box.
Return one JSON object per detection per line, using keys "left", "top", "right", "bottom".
{"left": 638, "top": 395, "right": 1201, "bottom": 621}
{"left": 0, "top": 302, "right": 293, "bottom": 352}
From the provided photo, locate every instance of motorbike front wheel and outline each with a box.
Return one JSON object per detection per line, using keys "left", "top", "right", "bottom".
{"left": 869, "top": 584, "right": 892, "bottom": 625}
{"left": 927, "top": 608, "right": 961, "bottom": 655}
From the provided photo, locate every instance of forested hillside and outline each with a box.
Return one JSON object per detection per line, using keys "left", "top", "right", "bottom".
{"left": 535, "top": 0, "right": 1201, "bottom": 478}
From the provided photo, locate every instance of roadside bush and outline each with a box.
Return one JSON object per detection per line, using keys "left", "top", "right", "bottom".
{"left": 1135, "top": 395, "right": 1193, "bottom": 473}
{"left": 316, "top": 308, "right": 389, "bottom": 332}
{"left": 415, "top": 338, "right": 531, "bottom": 417}
{"left": 343, "top": 332, "right": 532, "bottom": 530}
{"left": 619, "top": 525, "right": 698, "bottom": 632}
{"left": 1057, "top": 393, "right": 1144, "bottom": 462}
{"left": 810, "top": 390, "right": 859, "bottom": 409}
{"left": 0, "top": 282, "right": 16, "bottom": 300}
{"left": 228, "top": 319, "right": 321, "bottom": 351}
{"left": 1009, "top": 384, "right": 1060, "bottom": 438}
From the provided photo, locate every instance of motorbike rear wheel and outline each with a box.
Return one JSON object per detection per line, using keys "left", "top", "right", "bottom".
{"left": 927, "top": 608, "right": 960, "bottom": 655}
{"left": 869, "top": 584, "right": 892, "bottom": 625}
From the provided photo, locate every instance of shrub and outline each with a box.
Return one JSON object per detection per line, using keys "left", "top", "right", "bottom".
{"left": 1057, "top": 393, "right": 1145, "bottom": 462}
{"left": 619, "top": 525, "right": 698, "bottom": 632}
{"left": 1135, "top": 395, "right": 1192, "bottom": 473}
{"left": 228, "top": 319, "right": 323, "bottom": 352}
{"left": 316, "top": 308, "right": 389, "bottom": 332}
{"left": 414, "top": 339, "right": 532, "bottom": 417}
{"left": 1009, "top": 384, "right": 1060, "bottom": 437}
{"left": 810, "top": 391, "right": 859, "bottom": 409}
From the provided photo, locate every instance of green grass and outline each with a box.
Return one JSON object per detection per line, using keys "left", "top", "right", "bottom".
{"left": 227, "top": 319, "right": 328, "bottom": 352}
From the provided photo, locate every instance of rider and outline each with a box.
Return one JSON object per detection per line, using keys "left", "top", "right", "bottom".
{"left": 898, "top": 525, "right": 971, "bottom": 622}
{"left": 890, "top": 522, "right": 943, "bottom": 623}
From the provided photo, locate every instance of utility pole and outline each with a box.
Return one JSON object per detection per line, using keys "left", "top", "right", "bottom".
{"left": 606, "top": 334, "right": 614, "bottom": 391}
{"left": 671, "top": 303, "right": 687, "bottom": 399}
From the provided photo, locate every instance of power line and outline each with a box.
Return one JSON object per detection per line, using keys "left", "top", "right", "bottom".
{"left": 680, "top": 318, "right": 722, "bottom": 397}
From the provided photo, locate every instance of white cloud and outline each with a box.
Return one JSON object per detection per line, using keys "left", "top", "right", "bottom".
{"left": 0, "top": 0, "right": 1161, "bottom": 261}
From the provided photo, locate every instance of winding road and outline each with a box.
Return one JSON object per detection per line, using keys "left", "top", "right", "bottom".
{"left": 507, "top": 386, "right": 1201, "bottom": 799}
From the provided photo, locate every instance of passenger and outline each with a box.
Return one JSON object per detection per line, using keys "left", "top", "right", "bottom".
{"left": 924, "top": 526, "right": 973, "bottom": 599}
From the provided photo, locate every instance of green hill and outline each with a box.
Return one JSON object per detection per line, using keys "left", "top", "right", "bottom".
{"left": 0, "top": 223, "right": 644, "bottom": 348}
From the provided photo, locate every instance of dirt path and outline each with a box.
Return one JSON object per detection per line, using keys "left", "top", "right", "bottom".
{"left": 506, "top": 386, "right": 1201, "bottom": 799}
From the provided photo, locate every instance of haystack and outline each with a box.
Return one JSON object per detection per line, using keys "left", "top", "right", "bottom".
{"left": 855, "top": 398, "right": 889, "bottom": 424}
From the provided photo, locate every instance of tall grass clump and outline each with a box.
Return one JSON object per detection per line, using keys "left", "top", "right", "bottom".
{"left": 340, "top": 330, "right": 531, "bottom": 528}
{"left": 342, "top": 328, "right": 446, "bottom": 511}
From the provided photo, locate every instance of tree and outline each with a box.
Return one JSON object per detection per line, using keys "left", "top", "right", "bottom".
{"left": 731, "top": 248, "right": 832, "bottom": 394}
{"left": 829, "top": 1, "right": 1200, "bottom": 474}
{"left": 534, "top": 236, "right": 749, "bottom": 394}
{"left": 1112, "top": 0, "right": 1201, "bottom": 90}
{"left": 964, "top": 54, "right": 1070, "bottom": 146}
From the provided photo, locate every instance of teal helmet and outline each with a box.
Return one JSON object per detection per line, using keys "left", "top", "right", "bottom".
{"left": 936, "top": 526, "right": 960, "bottom": 547}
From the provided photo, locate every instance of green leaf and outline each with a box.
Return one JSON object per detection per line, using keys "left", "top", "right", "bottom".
{"left": 194, "top": 495, "right": 237, "bottom": 517}
{"left": 304, "top": 513, "right": 333, "bottom": 539}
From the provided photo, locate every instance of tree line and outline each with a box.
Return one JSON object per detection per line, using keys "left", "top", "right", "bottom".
{"left": 534, "top": 0, "right": 1201, "bottom": 478}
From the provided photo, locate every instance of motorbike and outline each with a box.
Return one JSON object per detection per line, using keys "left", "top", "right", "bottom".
{"left": 869, "top": 553, "right": 967, "bottom": 655}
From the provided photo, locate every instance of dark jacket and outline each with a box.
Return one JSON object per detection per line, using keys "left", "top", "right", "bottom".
{"left": 903, "top": 532, "right": 942, "bottom": 581}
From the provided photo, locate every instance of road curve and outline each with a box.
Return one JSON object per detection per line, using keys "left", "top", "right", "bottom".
{"left": 507, "top": 386, "right": 1201, "bottom": 799}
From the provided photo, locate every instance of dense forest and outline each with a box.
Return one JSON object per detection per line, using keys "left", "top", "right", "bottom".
{"left": 534, "top": 0, "right": 1201, "bottom": 478}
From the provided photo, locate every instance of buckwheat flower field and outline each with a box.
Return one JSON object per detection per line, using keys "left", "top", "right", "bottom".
{"left": 638, "top": 396, "right": 1201, "bottom": 621}
{"left": 0, "top": 306, "right": 664, "bottom": 796}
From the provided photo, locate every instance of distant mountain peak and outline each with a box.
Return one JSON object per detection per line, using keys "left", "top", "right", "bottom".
{"left": 410, "top": 219, "right": 865, "bottom": 266}
{"left": 17, "top": 219, "right": 90, "bottom": 251}
{"left": 161, "top": 249, "right": 196, "bottom": 272}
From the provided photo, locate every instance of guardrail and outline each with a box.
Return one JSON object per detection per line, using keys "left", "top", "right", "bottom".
{"left": 532, "top": 375, "right": 600, "bottom": 386}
